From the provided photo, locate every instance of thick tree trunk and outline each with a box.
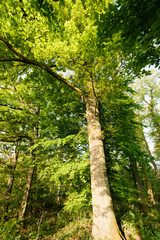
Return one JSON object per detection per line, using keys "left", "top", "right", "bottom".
{"left": 85, "top": 87, "right": 124, "bottom": 240}
{"left": 132, "top": 162, "right": 148, "bottom": 214}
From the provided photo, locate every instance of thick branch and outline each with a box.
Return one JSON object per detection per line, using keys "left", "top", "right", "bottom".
{"left": 0, "top": 36, "right": 83, "bottom": 96}
{"left": 0, "top": 35, "right": 28, "bottom": 60}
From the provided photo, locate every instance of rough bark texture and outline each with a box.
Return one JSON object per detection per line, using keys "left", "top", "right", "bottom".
{"left": 85, "top": 86, "right": 123, "bottom": 240}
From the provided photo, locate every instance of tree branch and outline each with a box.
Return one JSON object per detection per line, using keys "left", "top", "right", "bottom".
{"left": 0, "top": 58, "right": 23, "bottom": 63}
{"left": 0, "top": 36, "right": 83, "bottom": 96}
{"left": 0, "top": 135, "right": 29, "bottom": 142}
{"left": 9, "top": 78, "right": 36, "bottom": 113}
{"left": 0, "top": 104, "right": 23, "bottom": 111}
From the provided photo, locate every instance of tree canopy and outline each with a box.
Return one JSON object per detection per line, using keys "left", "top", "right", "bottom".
{"left": 98, "top": 0, "right": 160, "bottom": 72}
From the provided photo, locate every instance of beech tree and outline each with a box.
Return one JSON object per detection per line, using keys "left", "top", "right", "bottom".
{"left": 0, "top": 0, "right": 128, "bottom": 239}
{"left": 132, "top": 68, "right": 160, "bottom": 179}
{"left": 1, "top": 0, "right": 160, "bottom": 239}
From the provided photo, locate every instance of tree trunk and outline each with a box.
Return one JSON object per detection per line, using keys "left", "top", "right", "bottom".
{"left": 151, "top": 159, "right": 160, "bottom": 180}
{"left": 57, "top": 184, "right": 61, "bottom": 207}
{"left": 5, "top": 142, "right": 20, "bottom": 213}
{"left": 137, "top": 115, "right": 160, "bottom": 181}
{"left": 85, "top": 86, "right": 124, "bottom": 240}
{"left": 142, "top": 131, "right": 160, "bottom": 181}
{"left": 18, "top": 125, "right": 38, "bottom": 220}
{"left": 145, "top": 176, "right": 155, "bottom": 206}
{"left": 7, "top": 142, "right": 19, "bottom": 192}
{"left": 18, "top": 166, "right": 34, "bottom": 220}
{"left": 132, "top": 162, "right": 148, "bottom": 214}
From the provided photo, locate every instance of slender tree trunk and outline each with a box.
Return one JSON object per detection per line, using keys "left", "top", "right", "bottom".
{"left": 5, "top": 142, "right": 20, "bottom": 213}
{"left": 137, "top": 115, "right": 160, "bottom": 180}
{"left": 57, "top": 184, "right": 61, "bottom": 207}
{"left": 140, "top": 165, "right": 156, "bottom": 206}
{"left": 18, "top": 125, "right": 38, "bottom": 220}
{"left": 18, "top": 166, "right": 34, "bottom": 220}
{"left": 7, "top": 142, "right": 19, "bottom": 193}
{"left": 135, "top": 117, "right": 156, "bottom": 205}
{"left": 142, "top": 131, "right": 160, "bottom": 181}
{"left": 151, "top": 159, "right": 160, "bottom": 180}
{"left": 132, "top": 162, "right": 148, "bottom": 214}
{"left": 85, "top": 85, "right": 124, "bottom": 240}
{"left": 145, "top": 176, "right": 155, "bottom": 206}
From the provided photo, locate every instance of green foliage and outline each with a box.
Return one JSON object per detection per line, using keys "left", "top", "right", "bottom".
{"left": 132, "top": 67, "right": 160, "bottom": 158}
{"left": 122, "top": 211, "right": 160, "bottom": 240}
{"left": 0, "top": 0, "right": 160, "bottom": 239}
{"left": 0, "top": 218, "right": 22, "bottom": 240}
{"left": 98, "top": 0, "right": 160, "bottom": 73}
{"left": 54, "top": 217, "right": 92, "bottom": 240}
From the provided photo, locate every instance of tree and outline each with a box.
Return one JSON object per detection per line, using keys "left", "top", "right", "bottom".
{"left": 98, "top": 0, "right": 160, "bottom": 73}
{"left": 132, "top": 68, "right": 160, "bottom": 180}
{"left": 0, "top": 0, "right": 128, "bottom": 239}
{"left": 97, "top": 67, "right": 160, "bottom": 238}
{"left": 5, "top": 142, "right": 20, "bottom": 213}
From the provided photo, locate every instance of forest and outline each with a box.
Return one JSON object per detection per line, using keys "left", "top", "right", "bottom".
{"left": 0, "top": 0, "right": 160, "bottom": 239}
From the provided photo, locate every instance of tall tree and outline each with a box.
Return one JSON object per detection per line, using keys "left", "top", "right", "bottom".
{"left": 132, "top": 69, "right": 160, "bottom": 179}
{"left": 5, "top": 142, "right": 20, "bottom": 213}
{"left": 0, "top": 0, "right": 127, "bottom": 238}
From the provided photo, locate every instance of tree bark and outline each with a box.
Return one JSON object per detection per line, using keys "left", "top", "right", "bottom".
{"left": 85, "top": 85, "right": 124, "bottom": 240}
{"left": 145, "top": 176, "right": 155, "bottom": 206}
{"left": 142, "top": 130, "right": 160, "bottom": 181}
{"left": 18, "top": 125, "right": 38, "bottom": 220}
{"left": 7, "top": 142, "right": 19, "bottom": 193}
{"left": 132, "top": 162, "right": 148, "bottom": 214}
{"left": 5, "top": 142, "right": 20, "bottom": 213}
{"left": 143, "top": 97, "right": 160, "bottom": 180}
{"left": 57, "top": 184, "right": 61, "bottom": 207}
{"left": 18, "top": 166, "right": 34, "bottom": 220}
